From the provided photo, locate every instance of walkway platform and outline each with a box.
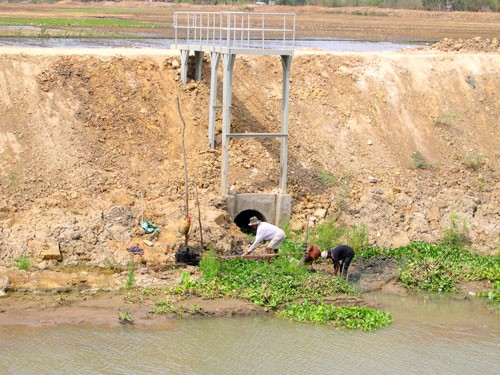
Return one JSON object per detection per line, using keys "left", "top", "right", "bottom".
{"left": 171, "top": 11, "right": 295, "bottom": 56}
{"left": 172, "top": 11, "right": 295, "bottom": 226}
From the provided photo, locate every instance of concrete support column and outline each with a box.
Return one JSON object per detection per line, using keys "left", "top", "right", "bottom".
{"left": 194, "top": 51, "right": 203, "bottom": 81}
{"left": 208, "top": 52, "right": 221, "bottom": 149}
{"left": 221, "top": 53, "right": 236, "bottom": 195}
{"left": 180, "top": 50, "right": 189, "bottom": 85}
{"left": 275, "top": 194, "right": 292, "bottom": 226}
{"left": 279, "top": 55, "right": 292, "bottom": 194}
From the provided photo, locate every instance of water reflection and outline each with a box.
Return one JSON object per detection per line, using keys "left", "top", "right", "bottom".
{"left": 1, "top": 293, "right": 498, "bottom": 375}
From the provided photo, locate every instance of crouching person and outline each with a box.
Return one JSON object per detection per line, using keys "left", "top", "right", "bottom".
{"left": 321, "top": 244, "right": 355, "bottom": 280}
{"left": 301, "top": 244, "right": 321, "bottom": 264}
{"left": 243, "top": 216, "right": 286, "bottom": 257}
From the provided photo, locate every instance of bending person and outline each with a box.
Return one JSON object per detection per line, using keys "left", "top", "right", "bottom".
{"left": 243, "top": 216, "right": 286, "bottom": 256}
{"left": 321, "top": 244, "right": 355, "bottom": 280}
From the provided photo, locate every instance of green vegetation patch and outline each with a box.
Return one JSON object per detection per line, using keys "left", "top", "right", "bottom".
{"left": 62, "top": 8, "right": 162, "bottom": 15}
{"left": 277, "top": 301, "right": 392, "bottom": 331}
{"left": 174, "top": 255, "right": 357, "bottom": 309}
{"left": 215, "top": 257, "right": 355, "bottom": 308}
{"left": 165, "top": 254, "right": 392, "bottom": 330}
{"left": 359, "top": 242, "right": 500, "bottom": 293}
{"left": 0, "top": 17, "right": 162, "bottom": 28}
{"left": 13, "top": 256, "right": 31, "bottom": 271}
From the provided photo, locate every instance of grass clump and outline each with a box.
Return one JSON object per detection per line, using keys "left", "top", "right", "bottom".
{"left": 318, "top": 170, "right": 336, "bottom": 186}
{"left": 433, "top": 113, "right": 456, "bottom": 128}
{"left": 124, "top": 261, "right": 135, "bottom": 289}
{"left": 463, "top": 154, "right": 484, "bottom": 171}
{"left": 14, "top": 256, "right": 31, "bottom": 271}
{"left": 301, "top": 220, "right": 369, "bottom": 254}
{"left": 411, "top": 150, "right": 434, "bottom": 169}
{"left": 442, "top": 213, "right": 471, "bottom": 248}
{"left": 118, "top": 311, "right": 134, "bottom": 324}
{"left": 277, "top": 301, "right": 392, "bottom": 331}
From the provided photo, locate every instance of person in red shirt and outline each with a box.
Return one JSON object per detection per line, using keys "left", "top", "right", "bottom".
{"left": 301, "top": 244, "right": 321, "bottom": 264}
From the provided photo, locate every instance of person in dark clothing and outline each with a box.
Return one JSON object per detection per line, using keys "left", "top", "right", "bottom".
{"left": 321, "top": 244, "right": 355, "bottom": 280}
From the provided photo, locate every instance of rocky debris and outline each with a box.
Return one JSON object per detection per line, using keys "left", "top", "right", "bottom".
{"left": 430, "top": 37, "right": 500, "bottom": 53}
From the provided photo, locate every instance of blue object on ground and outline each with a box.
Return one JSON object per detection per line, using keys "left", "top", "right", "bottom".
{"left": 141, "top": 221, "right": 160, "bottom": 234}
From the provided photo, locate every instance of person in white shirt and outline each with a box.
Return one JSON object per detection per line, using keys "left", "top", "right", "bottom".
{"left": 243, "top": 216, "right": 286, "bottom": 257}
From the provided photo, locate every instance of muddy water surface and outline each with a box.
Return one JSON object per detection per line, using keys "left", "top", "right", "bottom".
{"left": 1, "top": 293, "right": 498, "bottom": 375}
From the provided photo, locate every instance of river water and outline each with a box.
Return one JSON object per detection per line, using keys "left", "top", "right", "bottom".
{"left": 0, "top": 37, "right": 421, "bottom": 52}
{"left": 1, "top": 292, "right": 498, "bottom": 375}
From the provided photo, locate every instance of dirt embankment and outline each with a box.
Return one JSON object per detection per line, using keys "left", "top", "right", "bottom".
{"left": 0, "top": 41, "right": 499, "bottom": 274}
{"left": 0, "top": 40, "right": 499, "bottom": 325}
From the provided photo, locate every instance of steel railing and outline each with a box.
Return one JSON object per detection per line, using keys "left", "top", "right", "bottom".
{"left": 173, "top": 11, "right": 295, "bottom": 51}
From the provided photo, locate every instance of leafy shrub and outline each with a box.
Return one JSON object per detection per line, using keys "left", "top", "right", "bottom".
{"left": 400, "top": 259, "right": 457, "bottom": 292}
{"left": 170, "top": 256, "right": 357, "bottom": 309}
{"left": 150, "top": 298, "right": 183, "bottom": 317}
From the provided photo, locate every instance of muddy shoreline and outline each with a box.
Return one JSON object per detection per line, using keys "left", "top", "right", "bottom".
{"left": 1, "top": 260, "right": 492, "bottom": 328}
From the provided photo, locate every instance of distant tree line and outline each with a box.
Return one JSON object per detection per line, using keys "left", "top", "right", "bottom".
{"left": 158, "top": 0, "right": 498, "bottom": 11}
{"left": 279, "top": 0, "right": 498, "bottom": 11}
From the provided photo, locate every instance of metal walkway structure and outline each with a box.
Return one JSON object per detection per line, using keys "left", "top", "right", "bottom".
{"left": 172, "top": 11, "right": 295, "bottom": 200}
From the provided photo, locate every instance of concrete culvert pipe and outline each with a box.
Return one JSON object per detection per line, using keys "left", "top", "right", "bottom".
{"left": 234, "top": 210, "right": 267, "bottom": 234}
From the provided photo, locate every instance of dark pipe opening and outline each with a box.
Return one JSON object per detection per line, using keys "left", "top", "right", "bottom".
{"left": 234, "top": 210, "right": 267, "bottom": 234}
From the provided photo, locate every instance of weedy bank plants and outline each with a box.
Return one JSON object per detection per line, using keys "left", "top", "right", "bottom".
{"left": 125, "top": 261, "right": 136, "bottom": 289}
{"left": 14, "top": 256, "right": 31, "bottom": 271}
{"left": 118, "top": 311, "right": 134, "bottom": 324}
{"left": 441, "top": 213, "right": 471, "bottom": 248}
{"left": 167, "top": 254, "right": 393, "bottom": 330}
{"left": 358, "top": 241, "right": 499, "bottom": 294}
{"left": 411, "top": 150, "right": 434, "bottom": 169}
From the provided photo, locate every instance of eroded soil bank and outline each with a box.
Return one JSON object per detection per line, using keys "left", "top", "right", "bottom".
{"left": 0, "top": 39, "right": 499, "bottom": 323}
